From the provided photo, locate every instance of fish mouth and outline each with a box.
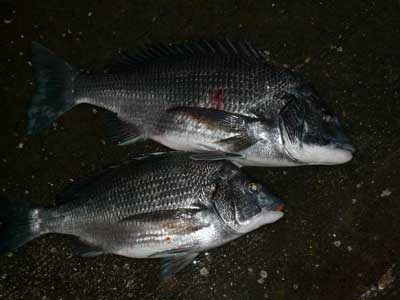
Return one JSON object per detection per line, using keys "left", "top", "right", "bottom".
{"left": 325, "top": 125, "right": 355, "bottom": 153}
{"left": 257, "top": 192, "right": 285, "bottom": 212}
{"left": 327, "top": 136, "right": 355, "bottom": 164}
{"left": 274, "top": 203, "right": 285, "bottom": 212}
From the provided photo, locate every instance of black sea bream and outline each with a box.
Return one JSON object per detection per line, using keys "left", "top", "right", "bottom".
{"left": 27, "top": 41, "right": 354, "bottom": 166}
{"left": 0, "top": 152, "right": 284, "bottom": 276}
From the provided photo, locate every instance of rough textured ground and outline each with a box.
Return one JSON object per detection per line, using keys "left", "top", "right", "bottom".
{"left": 0, "top": 1, "right": 399, "bottom": 299}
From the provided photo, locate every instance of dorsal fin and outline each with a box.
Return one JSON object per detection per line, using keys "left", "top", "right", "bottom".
{"left": 56, "top": 152, "right": 176, "bottom": 203}
{"left": 56, "top": 165, "right": 122, "bottom": 203}
{"left": 111, "top": 40, "right": 268, "bottom": 73}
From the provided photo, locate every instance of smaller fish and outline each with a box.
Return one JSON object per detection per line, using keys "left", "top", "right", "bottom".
{"left": 0, "top": 152, "right": 284, "bottom": 276}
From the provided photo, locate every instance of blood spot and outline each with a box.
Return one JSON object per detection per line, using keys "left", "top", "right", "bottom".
{"left": 208, "top": 88, "right": 224, "bottom": 110}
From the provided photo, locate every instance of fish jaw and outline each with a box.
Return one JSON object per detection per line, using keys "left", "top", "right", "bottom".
{"left": 281, "top": 141, "right": 354, "bottom": 165}
{"left": 278, "top": 116, "right": 354, "bottom": 165}
{"left": 233, "top": 211, "right": 284, "bottom": 234}
{"left": 297, "top": 143, "right": 353, "bottom": 165}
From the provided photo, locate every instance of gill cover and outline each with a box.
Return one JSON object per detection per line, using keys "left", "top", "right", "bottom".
{"left": 278, "top": 94, "right": 306, "bottom": 145}
{"left": 212, "top": 165, "right": 261, "bottom": 230}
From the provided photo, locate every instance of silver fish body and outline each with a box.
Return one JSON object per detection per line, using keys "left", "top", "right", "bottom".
{"left": 0, "top": 152, "right": 284, "bottom": 275}
{"left": 28, "top": 41, "right": 354, "bottom": 166}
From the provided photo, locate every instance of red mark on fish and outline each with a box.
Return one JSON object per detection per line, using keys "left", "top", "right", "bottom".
{"left": 208, "top": 88, "right": 224, "bottom": 110}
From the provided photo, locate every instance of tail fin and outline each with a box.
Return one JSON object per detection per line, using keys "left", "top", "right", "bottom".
{"left": 27, "top": 42, "right": 79, "bottom": 135}
{"left": 0, "top": 198, "right": 41, "bottom": 253}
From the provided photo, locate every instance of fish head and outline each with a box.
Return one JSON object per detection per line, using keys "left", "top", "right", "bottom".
{"left": 278, "top": 85, "right": 354, "bottom": 165}
{"left": 213, "top": 164, "right": 284, "bottom": 234}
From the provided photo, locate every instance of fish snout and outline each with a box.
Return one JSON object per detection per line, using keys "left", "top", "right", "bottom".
{"left": 271, "top": 195, "right": 285, "bottom": 212}
{"left": 257, "top": 191, "right": 285, "bottom": 213}
{"left": 333, "top": 139, "right": 355, "bottom": 153}
{"left": 324, "top": 123, "right": 355, "bottom": 154}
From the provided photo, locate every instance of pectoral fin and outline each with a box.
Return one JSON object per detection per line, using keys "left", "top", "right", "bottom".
{"left": 161, "top": 253, "right": 200, "bottom": 277}
{"left": 190, "top": 151, "right": 242, "bottom": 161}
{"left": 216, "top": 134, "right": 258, "bottom": 152}
{"left": 165, "top": 107, "right": 259, "bottom": 153}
{"left": 166, "top": 106, "right": 258, "bottom": 132}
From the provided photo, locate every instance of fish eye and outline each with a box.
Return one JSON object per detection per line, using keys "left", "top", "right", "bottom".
{"left": 248, "top": 182, "right": 260, "bottom": 193}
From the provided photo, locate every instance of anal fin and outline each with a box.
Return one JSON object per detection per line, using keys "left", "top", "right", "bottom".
{"left": 71, "top": 238, "right": 105, "bottom": 258}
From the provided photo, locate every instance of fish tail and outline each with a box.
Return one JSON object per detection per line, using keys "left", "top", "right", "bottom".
{"left": 0, "top": 198, "right": 42, "bottom": 253}
{"left": 27, "top": 42, "right": 79, "bottom": 135}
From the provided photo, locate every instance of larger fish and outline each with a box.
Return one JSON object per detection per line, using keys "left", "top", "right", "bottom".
{"left": 28, "top": 41, "right": 354, "bottom": 166}
{"left": 0, "top": 152, "right": 284, "bottom": 276}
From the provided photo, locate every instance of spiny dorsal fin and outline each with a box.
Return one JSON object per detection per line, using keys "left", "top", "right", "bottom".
{"left": 56, "top": 159, "right": 138, "bottom": 203}
{"left": 111, "top": 40, "right": 268, "bottom": 73}
{"left": 56, "top": 166, "right": 120, "bottom": 203}
{"left": 57, "top": 152, "right": 179, "bottom": 203}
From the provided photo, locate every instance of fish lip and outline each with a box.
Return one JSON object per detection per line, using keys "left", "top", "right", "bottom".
{"left": 275, "top": 204, "right": 285, "bottom": 212}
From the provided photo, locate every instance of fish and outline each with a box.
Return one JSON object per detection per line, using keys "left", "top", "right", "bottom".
{"left": 0, "top": 152, "right": 284, "bottom": 276}
{"left": 27, "top": 40, "right": 354, "bottom": 166}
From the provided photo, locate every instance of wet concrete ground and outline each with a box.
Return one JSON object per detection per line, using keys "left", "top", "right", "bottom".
{"left": 0, "top": 1, "right": 399, "bottom": 299}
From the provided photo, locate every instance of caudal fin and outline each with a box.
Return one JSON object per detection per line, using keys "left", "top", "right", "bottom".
{"left": 0, "top": 198, "right": 41, "bottom": 253}
{"left": 27, "top": 42, "right": 79, "bottom": 135}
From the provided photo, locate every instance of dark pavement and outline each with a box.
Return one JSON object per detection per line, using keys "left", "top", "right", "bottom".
{"left": 0, "top": 1, "right": 399, "bottom": 299}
